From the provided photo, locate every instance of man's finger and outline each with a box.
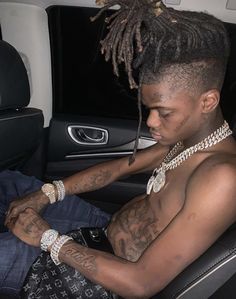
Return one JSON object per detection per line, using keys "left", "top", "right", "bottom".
{"left": 6, "top": 216, "right": 17, "bottom": 232}
{"left": 4, "top": 209, "right": 17, "bottom": 226}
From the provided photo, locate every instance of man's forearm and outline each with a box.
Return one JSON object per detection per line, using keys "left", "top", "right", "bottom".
{"left": 57, "top": 240, "right": 147, "bottom": 299}
{"left": 62, "top": 143, "right": 169, "bottom": 197}
{"left": 62, "top": 158, "right": 125, "bottom": 196}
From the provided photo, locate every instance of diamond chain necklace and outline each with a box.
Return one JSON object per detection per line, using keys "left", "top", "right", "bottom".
{"left": 146, "top": 121, "right": 232, "bottom": 195}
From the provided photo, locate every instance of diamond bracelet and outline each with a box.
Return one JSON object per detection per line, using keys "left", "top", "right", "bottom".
{"left": 53, "top": 180, "right": 66, "bottom": 202}
{"left": 50, "top": 235, "right": 73, "bottom": 265}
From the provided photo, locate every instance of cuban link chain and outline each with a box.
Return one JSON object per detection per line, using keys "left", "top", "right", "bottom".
{"left": 146, "top": 121, "right": 232, "bottom": 194}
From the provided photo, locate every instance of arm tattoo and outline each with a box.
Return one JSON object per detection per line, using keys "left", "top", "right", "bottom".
{"left": 70, "top": 169, "right": 112, "bottom": 194}
{"left": 61, "top": 243, "right": 97, "bottom": 274}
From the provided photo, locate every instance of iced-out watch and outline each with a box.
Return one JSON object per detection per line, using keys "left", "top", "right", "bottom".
{"left": 40, "top": 229, "right": 59, "bottom": 251}
{"left": 41, "top": 183, "right": 56, "bottom": 204}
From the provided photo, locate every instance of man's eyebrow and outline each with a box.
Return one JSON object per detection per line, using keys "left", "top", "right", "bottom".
{"left": 152, "top": 91, "right": 165, "bottom": 101}
{"left": 142, "top": 92, "right": 166, "bottom": 105}
{"left": 143, "top": 102, "right": 174, "bottom": 111}
{"left": 142, "top": 95, "right": 171, "bottom": 109}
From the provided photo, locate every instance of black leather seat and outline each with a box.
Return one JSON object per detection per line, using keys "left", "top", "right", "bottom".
{"left": 0, "top": 40, "right": 44, "bottom": 171}
{"left": 0, "top": 40, "right": 44, "bottom": 298}
{"left": 154, "top": 224, "right": 236, "bottom": 299}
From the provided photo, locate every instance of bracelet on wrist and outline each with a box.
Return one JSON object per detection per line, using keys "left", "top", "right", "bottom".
{"left": 50, "top": 235, "right": 73, "bottom": 265}
{"left": 53, "top": 180, "right": 66, "bottom": 202}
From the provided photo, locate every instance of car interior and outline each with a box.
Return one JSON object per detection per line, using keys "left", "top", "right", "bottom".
{"left": 0, "top": 0, "right": 235, "bottom": 298}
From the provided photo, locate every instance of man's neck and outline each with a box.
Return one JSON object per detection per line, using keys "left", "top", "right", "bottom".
{"left": 183, "top": 115, "right": 225, "bottom": 149}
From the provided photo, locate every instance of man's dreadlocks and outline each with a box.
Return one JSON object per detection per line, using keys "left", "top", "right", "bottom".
{"left": 91, "top": 0, "right": 230, "bottom": 162}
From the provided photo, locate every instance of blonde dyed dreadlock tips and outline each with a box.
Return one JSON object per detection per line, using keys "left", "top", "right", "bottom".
{"left": 96, "top": 0, "right": 107, "bottom": 6}
{"left": 154, "top": 7, "right": 163, "bottom": 16}
{"left": 154, "top": 0, "right": 164, "bottom": 16}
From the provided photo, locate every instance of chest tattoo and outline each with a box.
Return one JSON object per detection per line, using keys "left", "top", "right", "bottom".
{"left": 108, "top": 198, "right": 159, "bottom": 261}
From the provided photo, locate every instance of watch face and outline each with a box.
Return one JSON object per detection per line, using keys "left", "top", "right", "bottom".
{"left": 48, "top": 233, "right": 56, "bottom": 243}
{"left": 41, "top": 229, "right": 58, "bottom": 251}
{"left": 45, "top": 231, "right": 58, "bottom": 244}
{"left": 42, "top": 183, "right": 54, "bottom": 195}
{"left": 41, "top": 183, "right": 56, "bottom": 203}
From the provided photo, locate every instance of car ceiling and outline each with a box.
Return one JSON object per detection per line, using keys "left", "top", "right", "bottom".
{"left": 0, "top": 0, "right": 235, "bottom": 23}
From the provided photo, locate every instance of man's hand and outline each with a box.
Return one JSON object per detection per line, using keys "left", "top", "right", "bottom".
{"left": 4, "top": 190, "right": 49, "bottom": 227}
{"left": 7, "top": 208, "right": 50, "bottom": 247}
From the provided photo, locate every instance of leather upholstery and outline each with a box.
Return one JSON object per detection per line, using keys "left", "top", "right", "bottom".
{"left": 0, "top": 40, "right": 44, "bottom": 170}
{"left": 154, "top": 225, "right": 236, "bottom": 298}
{"left": 0, "top": 40, "right": 30, "bottom": 109}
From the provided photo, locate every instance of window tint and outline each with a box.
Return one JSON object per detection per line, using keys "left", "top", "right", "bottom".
{"left": 221, "top": 23, "right": 236, "bottom": 124}
{"left": 48, "top": 6, "right": 143, "bottom": 120}
{"left": 48, "top": 7, "right": 236, "bottom": 123}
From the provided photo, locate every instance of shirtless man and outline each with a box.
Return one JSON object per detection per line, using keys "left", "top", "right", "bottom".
{"left": 2, "top": 0, "right": 236, "bottom": 298}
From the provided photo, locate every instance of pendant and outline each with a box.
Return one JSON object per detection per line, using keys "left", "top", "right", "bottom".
{"left": 146, "top": 164, "right": 166, "bottom": 194}
{"left": 146, "top": 175, "right": 155, "bottom": 195}
{"left": 153, "top": 167, "right": 166, "bottom": 193}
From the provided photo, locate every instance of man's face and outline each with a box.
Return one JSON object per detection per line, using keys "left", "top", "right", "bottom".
{"left": 141, "top": 80, "right": 204, "bottom": 146}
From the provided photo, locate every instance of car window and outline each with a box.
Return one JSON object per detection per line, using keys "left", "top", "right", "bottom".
{"left": 47, "top": 6, "right": 236, "bottom": 123}
{"left": 48, "top": 6, "right": 146, "bottom": 121}
{"left": 221, "top": 23, "right": 236, "bottom": 123}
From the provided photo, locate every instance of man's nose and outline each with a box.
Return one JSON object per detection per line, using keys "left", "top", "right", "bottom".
{"left": 146, "top": 110, "right": 161, "bottom": 128}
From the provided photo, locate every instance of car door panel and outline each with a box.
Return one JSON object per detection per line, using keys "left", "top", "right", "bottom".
{"left": 45, "top": 115, "right": 155, "bottom": 212}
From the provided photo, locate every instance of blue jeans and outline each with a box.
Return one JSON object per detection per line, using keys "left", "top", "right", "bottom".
{"left": 0, "top": 170, "right": 111, "bottom": 296}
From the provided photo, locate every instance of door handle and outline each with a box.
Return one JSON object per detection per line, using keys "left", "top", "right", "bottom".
{"left": 68, "top": 125, "right": 108, "bottom": 145}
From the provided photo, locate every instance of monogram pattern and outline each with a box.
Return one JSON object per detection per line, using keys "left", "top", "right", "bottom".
{"left": 20, "top": 230, "right": 118, "bottom": 299}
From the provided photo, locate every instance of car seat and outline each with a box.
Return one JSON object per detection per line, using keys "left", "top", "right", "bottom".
{"left": 0, "top": 40, "right": 44, "bottom": 172}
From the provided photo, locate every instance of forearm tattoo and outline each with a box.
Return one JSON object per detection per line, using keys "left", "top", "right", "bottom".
{"left": 60, "top": 243, "right": 97, "bottom": 274}
{"left": 70, "top": 169, "right": 112, "bottom": 194}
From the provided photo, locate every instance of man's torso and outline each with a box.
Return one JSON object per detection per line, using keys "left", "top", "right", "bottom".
{"left": 107, "top": 139, "right": 236, "bottom": 261}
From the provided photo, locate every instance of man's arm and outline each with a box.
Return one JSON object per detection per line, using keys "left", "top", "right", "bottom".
{"left": 5, "top": 142, "right": 168, "bottom": 225}
{"left": 62, "top": 142, "right": 169, "bottom": 196}
{"left": 10, "top": 158, "right": 236, "bottom": 298}
{"left": 51, "top": 160, "right": 236, "bottom": 298}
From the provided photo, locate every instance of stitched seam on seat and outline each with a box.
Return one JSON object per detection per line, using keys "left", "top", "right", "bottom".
{"left": 0, "top": 112, "right": 42, "bottom": 121}
{"left": 174, "top": 248, "right": 236, "bottom": 298}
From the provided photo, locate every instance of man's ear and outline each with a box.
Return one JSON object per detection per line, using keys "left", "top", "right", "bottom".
{"left": 200, "top": 89, "right": 220, "bottom": 113}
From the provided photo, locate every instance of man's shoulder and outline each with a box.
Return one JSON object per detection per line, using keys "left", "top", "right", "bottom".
{"left": 188, "top": 150, "right": 236, "bottom": 197}
{"left": 197, "top": 150, "right": 236, "bottom": 174}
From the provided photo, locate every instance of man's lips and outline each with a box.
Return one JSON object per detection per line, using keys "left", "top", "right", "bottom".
{"left": 151, "top": 131, "right": 162, "bottom": 140}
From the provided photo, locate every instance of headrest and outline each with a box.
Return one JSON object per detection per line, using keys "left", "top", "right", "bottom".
{"left": 0, "top": 40, "right": 30, "bottom": 110}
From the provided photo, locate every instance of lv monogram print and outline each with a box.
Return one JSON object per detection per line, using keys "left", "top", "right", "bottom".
{"left": 21, "top": 230, "right": 118, "bottom": 299}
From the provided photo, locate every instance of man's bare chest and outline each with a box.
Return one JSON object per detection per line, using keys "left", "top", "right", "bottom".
{"left": 107, "top": 160, "right": 198, "bottom": 261}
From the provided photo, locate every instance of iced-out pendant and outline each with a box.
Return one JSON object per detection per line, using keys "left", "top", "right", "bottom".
{"left": 153, "top": 167, "right": 166, "bottom": 193}
{"left": 146, "top": 175, "right": 155, "bottom": 195}
{"left": 146, "top": 164, "right": 166, "bottom": 194}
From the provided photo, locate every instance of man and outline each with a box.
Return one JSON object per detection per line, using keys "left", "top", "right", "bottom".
{"left": 1, "top": 0, "right": 236, "bottom": 298}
